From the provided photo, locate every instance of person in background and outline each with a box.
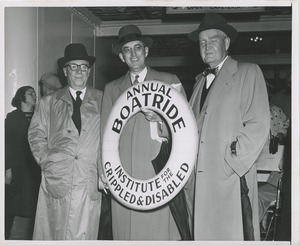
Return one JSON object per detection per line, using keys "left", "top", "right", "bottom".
{"left": 39, "top": 72, "right": 63, "bottom": 97}
{"left": 276, "top": 125, "right": 291, "bottom": 241}
{"left": 270, "top": 70, "right": 292, "bottom": 241}
{"left": 28, "top": 43, "right": 102, "bottom": 240}
{"left": 258, "top": 102, "right": 289, "bottom": 232}
{"left": 99, "top": 24, "right": 187, "bottom": 240}
{"left": 186, "top": 13, "right": 270, "bottom": 240}
{"left": 5, "top": 86, "right": 40, "bottom": 240}
{"left": 270, "top": 70, "right": 291, "bottom": 120}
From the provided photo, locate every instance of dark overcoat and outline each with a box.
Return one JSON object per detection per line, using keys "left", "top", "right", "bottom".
{"left": 5, "top": 109, "right": 40, "bottom": 217}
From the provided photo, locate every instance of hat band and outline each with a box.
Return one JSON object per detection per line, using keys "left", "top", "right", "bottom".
{"left": 119, "top": 33, "right": 142, "bottom": 44}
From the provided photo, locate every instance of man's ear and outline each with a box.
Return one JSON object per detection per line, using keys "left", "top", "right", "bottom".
{"left": 119, "top": 53, "right": 125, "bottom": 63}
{"left": 225, "top": 37, "right": 231, "bottom": 51}
{"left": 144, "top": 46, "right": 149, "bottom": 57}
{"left": 63, "top": 67, "right": 67, "bottom": 77}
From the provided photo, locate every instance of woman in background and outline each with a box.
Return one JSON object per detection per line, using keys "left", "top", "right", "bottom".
{"left": 5, "top": 86, "right": 40, "bottom": 240}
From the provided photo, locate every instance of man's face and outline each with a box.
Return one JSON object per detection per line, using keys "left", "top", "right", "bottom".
{"left": 63, "top": 60, "right": 90, "bottom": 90}
{"left": 199, "top": 29, "right": 230, "bottom": 68}
{"left": 119, "top": 40, "right": 149, "bottom": 73}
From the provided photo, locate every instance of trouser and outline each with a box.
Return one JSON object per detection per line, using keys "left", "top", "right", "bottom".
{"left": 258, "top": 183, "right": 277, "bottom": 222}
{"left": 276, "top": 191, "right": 291, "bottom": 241}
{"left": 9, "top": 216, "right": 34, "bottom": 240}
{"left": 5, "top": 214, "right": 14, "bottom": 239}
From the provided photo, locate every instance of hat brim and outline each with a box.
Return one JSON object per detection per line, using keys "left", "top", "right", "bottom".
{"left": 112, "top": 37, "right": 153, "bottom": 55}
{"left": 188, "top": 24, "right": 238, "bottom": 43}
{"left": 57, "top": 56, "right": 96, "bottom": 68}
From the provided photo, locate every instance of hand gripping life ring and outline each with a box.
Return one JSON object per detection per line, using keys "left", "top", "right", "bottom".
{"left": 102, "top": 80, "right": 198, "bottom": 210}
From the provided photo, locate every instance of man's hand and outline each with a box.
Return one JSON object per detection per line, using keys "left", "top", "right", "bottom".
{"left": 5, "top": 168, "right": 12, "bottom": 184}
{"left": 230, "top": 141, "right": 237, "bottom": 156}
{"left": 98, "top": 174, "right": 109, "bottom": 194}
{"left": 140, "top": 108, "right": 162, "bottom": 123}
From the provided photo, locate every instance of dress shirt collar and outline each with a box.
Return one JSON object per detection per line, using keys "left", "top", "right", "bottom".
{"left": 205, "top": 55, "right": 228, "bottom": 89}
{"left": 130, "top": 67, "right": 147, "bottom": 84}
{"left": 69, "top": 87, "right": 86, "bottom": 100}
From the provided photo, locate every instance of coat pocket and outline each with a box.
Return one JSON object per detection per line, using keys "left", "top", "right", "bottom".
{"left": 42, "top": 153, "right": 72, "bottom": 199}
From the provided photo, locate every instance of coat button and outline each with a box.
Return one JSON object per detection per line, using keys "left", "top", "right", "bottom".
{"left": 201, "top": 141, "right": 204, "bottom": 143}
{"left": 75, "top": 156, "right": 79, "bottom": 160}
{"left": 67, "top": 130, "right": 71, "bottom": 133}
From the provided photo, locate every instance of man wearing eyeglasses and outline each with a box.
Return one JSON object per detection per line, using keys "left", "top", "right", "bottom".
{"left": 28, "top": 43, "right": 103, "bottom": 240}
{"left": 99, "top": 25, "right": 187, "bottom": 240}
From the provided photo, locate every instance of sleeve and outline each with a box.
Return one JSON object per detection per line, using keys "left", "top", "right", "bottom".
{"left": 225, "top": 64, "right": 270, "bottom": 177}
{"left": 171, "top": 74, "right": 187, "bottom": 99}
{"left": 5, "top": 113, "right": 22, "bottom": 170}
{"left": 270, "top": 104, "right": 290, "bottom": 137}
{"left": 28, "top": 97, "right": 50, "bottom": 168}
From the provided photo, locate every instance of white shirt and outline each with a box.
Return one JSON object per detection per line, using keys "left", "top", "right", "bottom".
{"left": 69, "top": 87, "right": 86, "bottom": 100}
{"left": 206, "top": 55, "right": 228, "bottom": 89}
{"left": 130, "top": 67, "right": 147, "bottom": 84}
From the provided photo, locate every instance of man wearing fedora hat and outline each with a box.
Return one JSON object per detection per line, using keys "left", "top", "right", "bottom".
{"left": 28, "top": 43, "right": 102, "bottom": 240}
{"left": 99, "top": 24, "right": 187, "bottom": 240}
{"left": 186, "top": 13, "right": 270, "bottom": 240}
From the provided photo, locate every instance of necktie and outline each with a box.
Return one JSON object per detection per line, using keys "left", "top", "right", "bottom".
{"left": 72, "top": 91, "right": 82, "bottom": 134}
{"left": 202, "top": 67, "right": 219, "bottom": 77}
{"left": 133, "top": 75, "right": 139, "bottom": 85}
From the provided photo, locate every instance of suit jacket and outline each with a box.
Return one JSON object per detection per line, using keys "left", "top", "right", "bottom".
{"left": 100, "top": 67, "right": 186, "bottom": 240}
{"left": 188, "top": 56, "right": 270, "bottom": 240}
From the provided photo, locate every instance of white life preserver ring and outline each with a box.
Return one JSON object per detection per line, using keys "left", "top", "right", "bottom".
{"left": 102, "top": 80, "right": 198, "bottom": 210}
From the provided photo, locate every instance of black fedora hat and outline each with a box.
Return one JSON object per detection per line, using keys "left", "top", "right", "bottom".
{"left": 188, "top": 13, "right": 238, "bottom": 43}
{"left": 57, "top": 43, "right": 96, "bottom": 68}
{"left": 112, "top": 25, "right": 153, "bottom": 55}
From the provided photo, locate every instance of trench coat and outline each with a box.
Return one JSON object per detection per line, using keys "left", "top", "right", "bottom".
{"left": 100, "top": 67, "right": 186, "bottom": 240}
{"left": 187, "top": 56, "right": 270, "bottom": 240}
{"left": 5, "top": 109, "right": 40, "bottom": 217}
{"left": 28, "top": 86, "right": 102, "bottom": 240}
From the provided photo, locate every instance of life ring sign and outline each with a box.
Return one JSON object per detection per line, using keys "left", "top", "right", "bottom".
{"left": 102, "top": 80, "right": 198, "bottom": 210}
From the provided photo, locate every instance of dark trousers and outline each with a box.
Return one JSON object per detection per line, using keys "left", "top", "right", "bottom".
{"left": 5, "top": 213, "right": 14, "bottom": 239}
{"left": 276, "top": 192, "right": 291, "bottom": 241}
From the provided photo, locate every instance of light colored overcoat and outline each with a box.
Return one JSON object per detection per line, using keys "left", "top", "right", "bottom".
{"left": 188, "top": 56, "right": 270, "bottom": 240}
{"left": 28, "top": 86, "right": 102, "bottom": 240}
{"left": 100, "top": 67, "right": 186, "bottom": 240}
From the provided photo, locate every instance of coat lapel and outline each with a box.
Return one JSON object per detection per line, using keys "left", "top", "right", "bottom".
{"left": 118, "top": 72, "right": 132, "bottom": 95}
{"left": 56, "top": 86, "right": 72, "bottom": 104}
{"left": 203, "top": 57, "right": 238, "bottom": 112}
{"left": 145, "top": 67, "right": 154, "bottom": 81}
{"left": 82, "top": 86, "right": 98, "bottom": 104}
{"left": 190, "top": 74, "right": 205, "bottom": 117}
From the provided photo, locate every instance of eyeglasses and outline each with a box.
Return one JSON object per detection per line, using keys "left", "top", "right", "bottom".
{"left": 122, "top": 44, "right": 144, "bottom": 56}
{"left": 65, "top": 63, "right": 90, "bottom": 72}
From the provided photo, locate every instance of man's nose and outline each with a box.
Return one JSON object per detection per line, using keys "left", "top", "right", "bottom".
{"left": 76, "top": 67, "right": 83, "bottom": 73}
{"left": 131, "top": 48, "right": 137, "bottom": 57}
{"left": 205, "top": 43, "right": 211, "bottom": 50}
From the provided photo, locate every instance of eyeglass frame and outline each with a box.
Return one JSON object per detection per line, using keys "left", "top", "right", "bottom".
{"left": 65, "top": 62, "right": 90, "bottom": 72}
